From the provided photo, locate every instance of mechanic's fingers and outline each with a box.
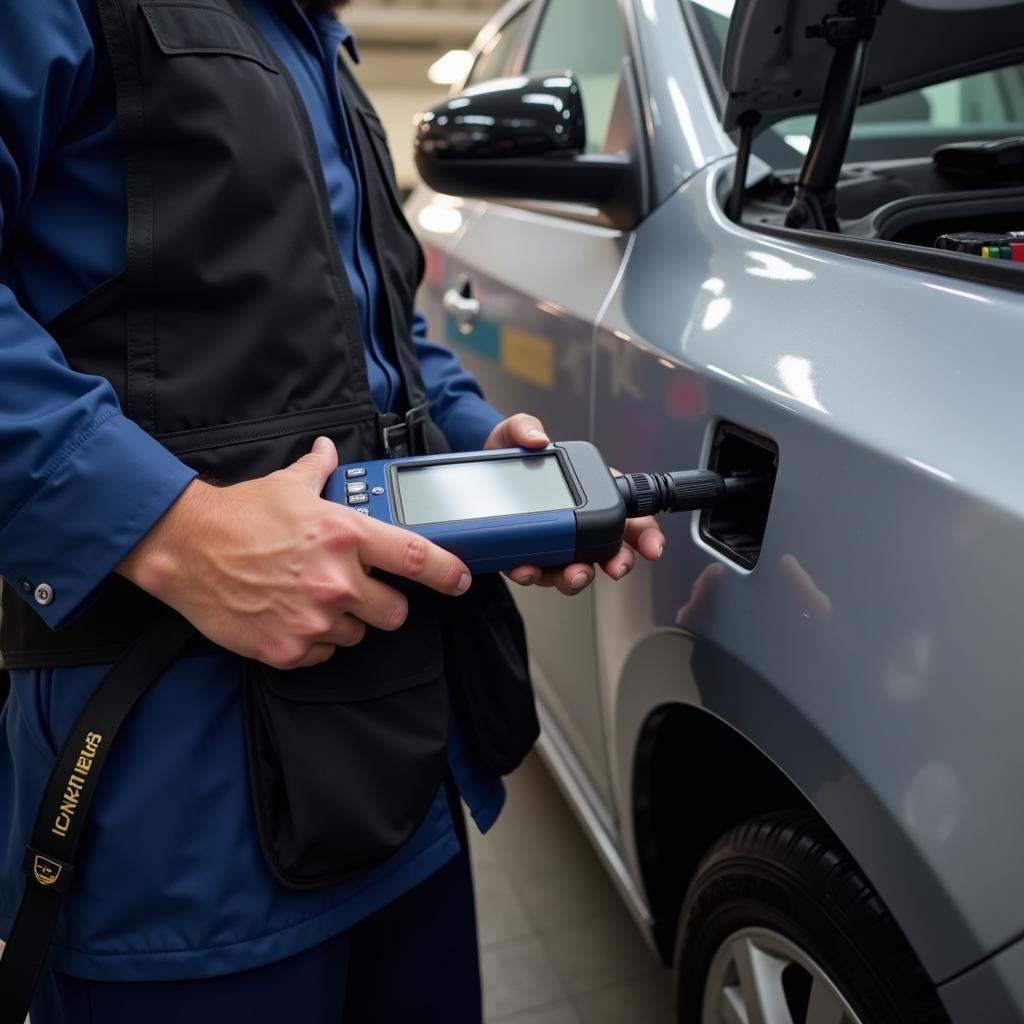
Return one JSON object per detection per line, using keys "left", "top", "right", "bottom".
{"left": 624, "top": 517, "right": 666, "bottom": 561}
{"left": 487, "top": 413, "right": 550, "bottom": 451}
{"left": 526, "top": 568, "right": 565, "bottom": 589}
{"left": 295, "top": 642, "right": 337, "bottom": 668}
{"left": 555, "top": 563, "right": 594, "bottom": 596}
{"left": 327, "top": 613, "right": 368, "bottom": 649}
{"left": 348, "top": 574, "right": 410, "bottom": 632}
{"left": 508, "top": 565, "right": 588, "bottom": 592}
{"left": 359, "top": 518, "right": 471, "bottom": 596}
{"left": 509, "top": 563, "right": 595, "bottom": 593}
{"left": 506, "top": 566, "right": 566, "bottom": 588}
{"left": 507, "top": 565, "right": 542, "bottom": 586}
{"left": 600, "top": 543, "right": 636, "bottom": 580}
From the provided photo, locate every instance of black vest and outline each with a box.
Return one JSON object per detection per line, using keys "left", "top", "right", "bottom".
{"left": 1, "top": 0, "right": 448, "bottom": 666}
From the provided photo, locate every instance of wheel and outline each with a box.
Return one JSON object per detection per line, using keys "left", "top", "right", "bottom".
{"left": 674, "top": 811, "right": 950, "bottom": 1024}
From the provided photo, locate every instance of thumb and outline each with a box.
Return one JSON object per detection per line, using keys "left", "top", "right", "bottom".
{"left": 488, "top": 413, "right": 550, "bottom": 450}
{"left": 284, "top": 436, "right": 339, "bottom": 495}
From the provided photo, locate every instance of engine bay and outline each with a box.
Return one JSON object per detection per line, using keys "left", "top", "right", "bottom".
{"left": 739, "top": 143, "right": 1024, "bottom": 266}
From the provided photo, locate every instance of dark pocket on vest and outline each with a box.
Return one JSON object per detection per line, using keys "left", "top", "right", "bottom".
{"left": 241, "top": 600, "right": 449, "bottom": 890}
{"left": 442, "top": 575, "right": 539, "bottom": 777}
{"left": 139, "top": 1, "right": 281, "bottom": 73}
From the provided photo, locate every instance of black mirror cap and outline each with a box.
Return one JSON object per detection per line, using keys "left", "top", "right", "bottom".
{"left": 414, "top": 71, "right": 641, "bottom": 226}
{"left": 415, "top": 71, "right": 586, "bottom": 165}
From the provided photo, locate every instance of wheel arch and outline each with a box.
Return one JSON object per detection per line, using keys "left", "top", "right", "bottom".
{"left": 610, "top": 632, "right": 977, "bottom": 979}
{"left": 632, "top": 702, "right": 810, "bottom": 960}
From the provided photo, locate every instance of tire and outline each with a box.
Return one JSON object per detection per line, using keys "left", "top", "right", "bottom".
{"left": 674, "top": 810, "right": 950, "bottom": 1024}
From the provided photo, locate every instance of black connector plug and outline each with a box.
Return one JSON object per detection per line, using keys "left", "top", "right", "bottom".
{"left": 615, "top": 470, "right": 769, "bottom": 518}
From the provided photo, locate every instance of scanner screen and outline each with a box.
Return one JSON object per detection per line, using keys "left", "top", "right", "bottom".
{"left": 396, "top": 454, "right": 575, "bottom": 525}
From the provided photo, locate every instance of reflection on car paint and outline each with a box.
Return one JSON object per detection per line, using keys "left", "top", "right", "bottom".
{"left": 744, "top": 250, "right": 816, "bottom": 281}
{"left": 775, "top": 356, "right": 827, "bottom": 414}
{"left": 500, "top": 326, "right": 555, "bottom": 388}
{"left": 445, "top": 314, "right": 556, "bottom": 390}
{"left": 701, "top": 296, "right": 732, "bottom": 330}
{"left": 416, "top": 202, "right": 463, "bottom": 236}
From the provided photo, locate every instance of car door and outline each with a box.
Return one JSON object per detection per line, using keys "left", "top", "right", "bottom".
{"left": 425, "top": 0, "right": 640, "bottom": 821}
{"left": 407, "top": 3, "right": 533, "bottom": 393}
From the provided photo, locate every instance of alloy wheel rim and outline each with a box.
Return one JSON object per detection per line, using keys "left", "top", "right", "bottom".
{"left": 701, "top": 926, "right": 866, "bottom": 1024}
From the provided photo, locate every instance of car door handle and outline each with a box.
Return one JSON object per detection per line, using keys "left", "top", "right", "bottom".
{"left": 443, "top": 281, "right": 481, "bottom": 333}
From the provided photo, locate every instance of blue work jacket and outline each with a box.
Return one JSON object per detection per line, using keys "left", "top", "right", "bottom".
{"left": 0, "top": 0, "right": 505, "bottom": 981}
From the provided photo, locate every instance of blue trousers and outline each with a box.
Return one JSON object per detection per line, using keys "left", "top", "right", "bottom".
{"left": 31, "top": 802, "right": 482, "bottom": 1023}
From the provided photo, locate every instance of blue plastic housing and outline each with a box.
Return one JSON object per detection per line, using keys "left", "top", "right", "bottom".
{"left": 323, "top": 444, "right": 623, "bottom": 575}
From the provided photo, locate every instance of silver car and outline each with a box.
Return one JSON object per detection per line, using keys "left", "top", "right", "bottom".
{"left": 407, "top": 0, "right": 1024, "bottom": 1020}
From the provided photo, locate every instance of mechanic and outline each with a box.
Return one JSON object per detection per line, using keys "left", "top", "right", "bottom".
{"left": 0, "top": 0, "right": 665, "bottom": 1021}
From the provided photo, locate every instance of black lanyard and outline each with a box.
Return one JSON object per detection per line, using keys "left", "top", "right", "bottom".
{"left": 0, "top": 612, "right": 196, "bottom": 1024}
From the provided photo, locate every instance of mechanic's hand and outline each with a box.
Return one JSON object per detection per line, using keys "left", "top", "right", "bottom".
{"left": 118, "top": 437, "right": 471, "bottom": 669}
{"left": 486, "top": 414, "right": 667, "bottom": 596}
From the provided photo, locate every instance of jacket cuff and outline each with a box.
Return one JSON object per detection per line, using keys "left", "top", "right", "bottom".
{"left": 0, "top": 413, "right": 197, "bottom": 629}
{"left": 434, "top": 395, "right": 505, "bottom": 453}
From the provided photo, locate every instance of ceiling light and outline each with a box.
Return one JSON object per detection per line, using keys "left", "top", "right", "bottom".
{"left": 428, "top": 50, "right": 473, "bottom": 86}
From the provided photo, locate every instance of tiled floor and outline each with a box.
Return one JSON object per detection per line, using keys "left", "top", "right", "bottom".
{"left": 471, "top": 753, "right": 675, "bottom": 1024}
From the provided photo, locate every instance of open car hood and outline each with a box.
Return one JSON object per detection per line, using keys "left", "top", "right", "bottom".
{"left": 722, "top": 0, "right": 1024, "bottom": 133}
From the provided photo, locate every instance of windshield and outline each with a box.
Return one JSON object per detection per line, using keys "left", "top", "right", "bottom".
{"left": 687, "top": 0, "right": 1024, "bottom": 169}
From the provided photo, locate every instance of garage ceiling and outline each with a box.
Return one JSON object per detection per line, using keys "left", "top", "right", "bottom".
{"left": 344, "top": 0, "right": 506, "bottom": 48}
{"left": 341, "top": 0, "right": 507, "bottom": 184}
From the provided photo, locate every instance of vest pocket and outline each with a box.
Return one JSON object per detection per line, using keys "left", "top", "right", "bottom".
{"left": 442, "top": 574, "right": 539, "bottom": 776}
{"left": 241, "top": 601, "right": 449, "bottom": 889}
{"left": 155, "top": 402, "right": 379, "bottom": 482}
{"left": 139, "top": 1, "right": 280, "bottom": 73}
{"left": 156, "top": 402, "right": 378, "bottom": 457}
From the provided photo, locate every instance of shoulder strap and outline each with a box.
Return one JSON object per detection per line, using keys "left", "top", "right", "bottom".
{"left": 0, "top": 611, "right": 196, "bottom": 1024}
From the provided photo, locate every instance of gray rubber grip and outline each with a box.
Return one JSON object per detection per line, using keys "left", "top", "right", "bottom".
{"left": 665, "top": 471, "right": 725, "bottom": 512}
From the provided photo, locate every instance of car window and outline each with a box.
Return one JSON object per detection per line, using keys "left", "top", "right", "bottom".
{"left": 525, "top": 0, "right": 628, "bottom": 152}
{"left": 686, "top": 0, "right": 1024, "bottom": 166}
{"left": 466, "top": 9, "right": 530, "bottom": 86}
{"left": 774, "top": 68, "right": 1024, "bottom": 159}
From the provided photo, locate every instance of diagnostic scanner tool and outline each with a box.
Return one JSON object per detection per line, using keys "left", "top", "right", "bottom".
{"left": 325, "top": 441, "right": 760, "bottom": 575}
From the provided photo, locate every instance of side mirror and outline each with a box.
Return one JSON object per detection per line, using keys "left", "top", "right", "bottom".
{"left": 414, "top": 72, "right": 635, "bottom": 215}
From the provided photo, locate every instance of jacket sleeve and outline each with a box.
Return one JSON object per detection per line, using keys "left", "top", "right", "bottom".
{"left": 412, "top": 312, "right": 505, "bottom": 452}
{"left": 0, "top": 1, "right": 197, "bottom": 629}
